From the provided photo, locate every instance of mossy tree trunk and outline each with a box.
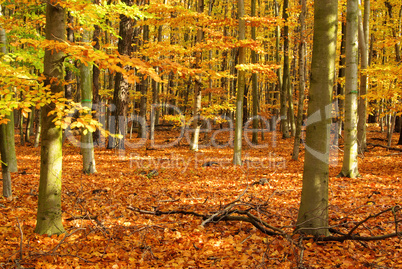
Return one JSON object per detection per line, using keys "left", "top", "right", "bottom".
{"left": 35, "top": 1, "right": 66, "bottom": 235}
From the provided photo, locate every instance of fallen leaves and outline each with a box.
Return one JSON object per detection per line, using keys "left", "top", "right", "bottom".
{"left": 0, "top": 127, "right": 401, "bottom": 268}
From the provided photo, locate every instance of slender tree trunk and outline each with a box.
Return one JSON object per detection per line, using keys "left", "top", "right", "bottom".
{"left": 251, "top": 0, "right": 259, "bottom": 144}
{"left": 337, "top": 20, "right": 346, "bottom": 139}
{"left": 62, "top": 12, "right": 74, "bottom": 144}
{"left": 357, "top": 0, "right": 370, "bottom": 153}
{"left": 1, "top": 20, "right": 17, "bottom": 172}
{"left": 5, "top": 112, "right": 17, "bottom": 172}
{"left": 139, "top": 22, "right": 149, "bottom": 139}
{"left": 108, "top": 0, "right": 135, "bottom": 150}
{"left": 92, "top": 24, "right": 102, "bottom": 146}
{"left": 0, "top": 123, "right": 12, "bottom": 198}
{"left": 281, "top": 0, "right": 290, "bottom": 138}
{"left": 233, "top": 0, "right": 246, "bottom": 165}
{"left": 80, "top": 29, "right": 96, "bottom": 174}
{"left": 191, "top": 0, "right": 204, "bottom": 151}
{"left": 34, "top": 109, "right": 41, "bottom": 148}
{"left": 292, "top": 0, "right": 306, "bottom": 161}
{"left": 273, "top": 0, "right": 282, "bottom": 131}
{"left": 388, "top": 112, "right": 396, "bottom": 147}
{"left": 35, "top": 1, "right": 66, "bottom": 235}
{"left": 296, "top": 0, "right": 338, "bottom": 236}
{"left": 340, "top": 0, "right": 360, "bottom": 178}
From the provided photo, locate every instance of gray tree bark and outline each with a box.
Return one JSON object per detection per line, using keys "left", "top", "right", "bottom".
{"left": 35, "top": 1, "right": 66, "bottom": 235}
{"left": 340, "top": 0, "right": 360, "bottom": 178}
{"left": 296, "top": 0, "right": 338, "bottom": 236}
{"left": 233, "top": 0, "right": 246, "bottom": 165}
{"left": 80, "top": 29, "right": 96, "bottom": 174}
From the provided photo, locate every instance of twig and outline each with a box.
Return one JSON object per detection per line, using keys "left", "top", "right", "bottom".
{"left": 201, "top": 186, "right": 249, "bottom": 226}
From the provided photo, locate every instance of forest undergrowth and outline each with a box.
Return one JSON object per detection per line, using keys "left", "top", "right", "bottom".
{"left": 1, "top": 126, "right": 401, "bottom": 268}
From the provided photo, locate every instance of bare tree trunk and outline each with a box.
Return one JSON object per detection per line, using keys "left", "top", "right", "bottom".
{"left": 35, "top": 1, "right": 66, "bottom": 235}
{"left": 357, "top": 0, "right": 370, "bottom": 153}
{"left": 296, "top": 0, "right": 338, "bottom": 236}
{"left": 340, "top": 0, "right": 360, "bottom": 178}
{"left": 280, "top": 0, "right": 290, "bottom": 138}
{"left": 292, "top": 0, "right": 306, "bottom": 161}
{"left": 233, "top": 0, "right": 246, "bottom": 165}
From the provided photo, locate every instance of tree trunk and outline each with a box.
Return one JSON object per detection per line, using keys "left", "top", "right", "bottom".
{"left": 296, "top": 0, "right": 338, "bottom": 236}
{"left": 292, "top": 0, "right": 306, "bottom": 161}
{"left": 281, "top": 0, "right": 290, "bottom": 138}
{"left": 80, "top": 29, "right": 96, "bottom": 174}
{"left": 340, "top": 0, "right": 360, "bottom": 178}
{"left": 251, "top": 0, "right": 259, "bottom": 145}
{"left": 233, "top": 0, "right": 246, "bottom": 165}
{"left": 139, "top": 23, "right": 149, "bottom": 139}
{"left": 34, "top": 109, "right": 41, "bottom": 148}
{"left": 35, "top": 1, "right": 66, "bottom": 235}
{"left": 108, "top": 0, "right": 135, "bottom": 150}
{"left": 336, "top": 20, "right": 346, "bottom": 139}
{"left": 0, "top": 123, "right": 12, "bottom": 198}
{"left": 92, "top": 24, "right": 102, "bottom": 147}
{"left": 357, "top": 0, "right": 370, "bottom": 153}
{"left": 387, "top": 113, "right": 397, "bottom": 147}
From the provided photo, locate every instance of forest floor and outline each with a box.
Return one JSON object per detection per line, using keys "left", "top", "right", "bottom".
{"left": 1, "top": 125, "right": 402, "bottom": 268}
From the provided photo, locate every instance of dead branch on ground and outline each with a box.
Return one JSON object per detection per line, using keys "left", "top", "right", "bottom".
{"left": 128, "top": 188, "right": 402, "bottom": 243}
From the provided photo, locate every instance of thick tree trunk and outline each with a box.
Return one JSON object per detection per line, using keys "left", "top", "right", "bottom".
{"left": 35, "top": 1, "right": 66, "bottom": 235}
{"left": 296, "top": 0, "right": 338, "bottom": 236}
{"left": 340, "top": 0, "right": 360, "bottom": 178}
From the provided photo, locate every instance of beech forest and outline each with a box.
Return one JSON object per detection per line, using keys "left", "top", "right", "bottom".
{"left": 0, "top": 0, "right": 402, "bottom": 268}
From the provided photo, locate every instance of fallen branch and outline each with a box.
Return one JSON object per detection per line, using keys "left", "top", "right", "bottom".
{"left": 129, "top": 187, "right": 402, "bottom": 243}
{"left": 367, "top": 143, "right": 402, "bottom": 151}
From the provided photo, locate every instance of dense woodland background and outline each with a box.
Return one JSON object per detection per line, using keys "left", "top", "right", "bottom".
{"left": 0, "top": 0, "right": 402, "bottom": 267}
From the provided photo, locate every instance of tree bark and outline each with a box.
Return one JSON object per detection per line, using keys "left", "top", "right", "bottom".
{"left": 281, "top": 0, "right": 290, "bottom": 138}
{"left": 108, "top": 0, "right": 135, "bottom": 150}
{"left": 340, "top": 0, "right": 360, "bottom": 178}
{"left": 80, "top": 29, "right": 96, "bottom": 174}
{"left": 0, "top": 27, "right": 17, "bottom": 172}
{"left": 251, "top": 0, "right": 259, "bottom": 145}
{"left": 296, "top": 0, "right": 338, "bottom": 236}
{"left": 35, "top": 1, "right": 66, "bottom": 235}
{"left": 292, "top": 0, "right": 306, "bottom": 161}
{"left": 233, "top": 0, "right": 246, "bottom": 165}
{"left": 0, "top": 123, "right": 12, "bottom": 198}
{"left": 357, "top": 0, "right": 370, "bottom": 153}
